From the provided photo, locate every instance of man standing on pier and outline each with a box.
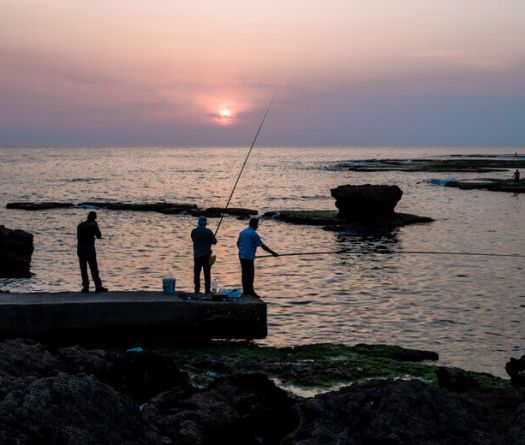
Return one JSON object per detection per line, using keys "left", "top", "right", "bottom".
{"left": 77, "top": 211, "right": 108, "bottom": 293}
{"left": 237, "top": 218, "right": 278, "bottom": 297}
{"left": 191, "top": 215, "right": 217, "bottom": 294}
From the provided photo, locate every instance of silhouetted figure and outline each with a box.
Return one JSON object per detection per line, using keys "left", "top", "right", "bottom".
{"left": 237, "top": 218, "right": 278, "bottom": 297}
{"left": 514, "top": 169, "right": 520, "bottom": 187}
{"left": 77, "top": 211, "right": 107, "bottom": 293}
{"left": 191, "top": 215, "right": 217, "bottom": 294}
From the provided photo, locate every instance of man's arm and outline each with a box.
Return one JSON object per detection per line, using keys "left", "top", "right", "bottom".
{"left": 93, "top": 222, "right": 102, "bottom": 239}
{"left": 261, "top": 243, "right": 278, "bottom": 257}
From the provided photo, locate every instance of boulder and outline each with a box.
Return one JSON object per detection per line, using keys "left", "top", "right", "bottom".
{"left": 330, "top": 184, "right": 403, "bottom": 219}
{"left": 506, "top": 354, "right": 525, "bottom": 387}
{"left": 0, "top": 225, "right": 34, "bottom": 277}
{"left": 0, "top": 374, "right": 147, "bottom": 445}
{"left": 144, "top": 373, "right": 296, "bottom": 445}
{"left": 282, "top": 379, "right": 522, "bottom": 445}
{"left": 0, "top": 338, "right": 63, "bottom": 378}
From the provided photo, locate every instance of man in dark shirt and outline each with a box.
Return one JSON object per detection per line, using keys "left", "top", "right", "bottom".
{"left": 77, "top": 211, "right": 107, "bottom": 293}
{"left": 514, "top": 169, "right": 520, "bottom": 187}
{"left": 191, "top": 215, "right": 217, "bottom": 294}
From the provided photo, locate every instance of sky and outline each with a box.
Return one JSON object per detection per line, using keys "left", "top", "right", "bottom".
{"left": 1, "top": 0, "right": 525, "bottom": 147}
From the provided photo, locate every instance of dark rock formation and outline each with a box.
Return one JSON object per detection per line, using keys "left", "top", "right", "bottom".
{"left": 0, "top": 338, "right": 64, "bottom": 377}
{"left": 79, "top": 202, "right": 198, "bottom": 214}
{"left": 144, "top": 373, "right": 296, "bottom": 445}
{"left": 282, "top": 379, "right": 525, "bottom": 445}
{"left": 436, "top": 366, "right": 481, "bottom": 392}
{"left": 6, "top": 202, "right": 74, "bottom": 210}
{"left": 0, "top": 225, "right": 34, "bottom": 277}
{"left": 330, "top": 184, "right": 403, "bottom": 219}
{"left": 101, "top": 350, "right": 193, "bottom": 403}
{"left": 0, "top": 374, "right": 147, "bottom": 445}
{"left": 506, "top": 354, "right": 525, "bottom": 387}
{"left": 194, "top": 207, "right": 259, "bottom": 218}
{"left": 330, "top": 157, "right": 525, "bottom": 173}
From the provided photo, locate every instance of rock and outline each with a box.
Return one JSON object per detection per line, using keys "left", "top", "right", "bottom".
{"left": 79, "top": 202, "right": 198, "bottom": 214}
{"left": 436, "top": 366, "right": 480, "bottom": 392}
{"left": 6, "top": 202, "right": 74, "bottom": 210}
{"left": 0, "top": 225, "right": 34, "bottom": 278}
{"left": 191, "top": 207, "right": 259, "bottom": 217}
{"left": 0, "top": 374, "right": 147, "bottom": 444}
{"left": 0, "top": 338, "right": 63, "bottom": 377}
{"left": 283, "top": 379, "right": 520, "bottom": 445}
{"left": 330, "top": 184, "right": 403, "bottom": 219}
{"left": 57, "top": 345, "right": 108, "bottom": 375}
{"left": 144, "top": 373, "right": 296, "bottom": 445}
{"left": 506, "top": 354, "right": 525, "bottom": 387}
{"left": 101, "top": 350, "right": 193, "bottom": 403}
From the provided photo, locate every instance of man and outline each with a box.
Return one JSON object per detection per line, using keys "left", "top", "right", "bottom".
{"left": 77, "top": 211, "right": 107, "bottom": 293}
{"left": 514, "top": 169, "right": 520, "bottom": 187}
{"left": 237, "top": 218, "right": 278, "bottom": 297}
{"left": 191, "top": 215, "right": 217, "bottom": 294}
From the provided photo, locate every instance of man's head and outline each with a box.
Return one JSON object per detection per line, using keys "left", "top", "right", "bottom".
{"left": 198, "top": 215, "right": 207, "bottom": 226}
{"left": 87, "top": 211, "right": 97, "bottom": 221}
{"left": 249, "top": 217, "right": 259, "bottom": 230}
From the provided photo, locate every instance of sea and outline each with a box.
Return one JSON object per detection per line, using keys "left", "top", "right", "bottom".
{"left": 0, "top": 146, "right": 524, "bottom": 378}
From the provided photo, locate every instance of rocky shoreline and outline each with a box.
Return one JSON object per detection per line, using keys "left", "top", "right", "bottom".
{"left": 329, "top": 157, "right": 525, "bottom": 173}
{"left": 0, "top": 338, "right": 523, "bottom": 444}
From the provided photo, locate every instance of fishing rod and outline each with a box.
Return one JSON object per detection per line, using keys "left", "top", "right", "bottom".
{"left": 214, "top": 92, "right": 277, "bottom": 237}
{"left": 257, "top": 250, "right": 525, "bottom": 259}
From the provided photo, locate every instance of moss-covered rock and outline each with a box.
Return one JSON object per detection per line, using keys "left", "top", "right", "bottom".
{"left": 444, "top": 178, "right": 525, "bottom": 193}
{"left": 155, "top": 342, "right": 508, "bottom": 391}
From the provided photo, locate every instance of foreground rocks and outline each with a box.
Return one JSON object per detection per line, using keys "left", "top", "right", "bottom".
{"left": 0, "top": 225, "right": 34, "bottom": 278}
{"left": 0, "top": 339, "right": 523, "bottom": 444}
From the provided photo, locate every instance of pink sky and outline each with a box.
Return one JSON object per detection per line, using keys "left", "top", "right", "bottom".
{"left": 1, "top": 0, "right": 525, "bottom": 146}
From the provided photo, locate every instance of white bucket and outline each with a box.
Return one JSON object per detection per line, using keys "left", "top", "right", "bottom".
{"left": 162, "top": 277, "right": 176, "bottom": 295}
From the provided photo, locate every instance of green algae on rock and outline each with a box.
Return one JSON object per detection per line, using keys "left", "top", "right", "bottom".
{"left": 157, "top": 342, "right": 508, "bottom": 391}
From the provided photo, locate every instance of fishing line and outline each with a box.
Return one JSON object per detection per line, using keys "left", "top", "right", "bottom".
{"left": 214, "top": 92, "right": 277, "bottom": 237}
{"left": 257, "top": 250, "right": 525, "bottom": 259}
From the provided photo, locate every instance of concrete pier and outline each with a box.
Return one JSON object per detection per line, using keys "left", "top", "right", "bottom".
{"left": 0, "top": 292, "right": 267, "bottom": 343}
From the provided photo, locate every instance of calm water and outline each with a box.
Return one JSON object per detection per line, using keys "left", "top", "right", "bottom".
{"left": 0, "top": 146, "right": 524, "bottom": 377}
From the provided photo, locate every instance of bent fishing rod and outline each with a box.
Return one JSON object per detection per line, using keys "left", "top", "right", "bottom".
{"left": 257, "top": 250, "right": 525, "bottom": 259}
{"left": 214, "top": 92, "right": 277, "bottom": 237}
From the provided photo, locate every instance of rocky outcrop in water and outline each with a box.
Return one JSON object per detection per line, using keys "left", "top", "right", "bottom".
{"left": 6, "top": 202, "right": 74, "bottom": 210}
{"left": 330, "top": 184, "right": 402, "bottom": 218}
{"left": 0, "top": 225, "right": 34, "bottom": 278}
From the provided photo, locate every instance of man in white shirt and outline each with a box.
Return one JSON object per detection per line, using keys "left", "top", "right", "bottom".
{"left": 237, "top": 218, "right": 278, "bottom": 297}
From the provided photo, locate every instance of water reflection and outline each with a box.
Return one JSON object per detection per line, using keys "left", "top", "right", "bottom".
{"left": 0, "top": 147, "right": 524, "bottom": 377}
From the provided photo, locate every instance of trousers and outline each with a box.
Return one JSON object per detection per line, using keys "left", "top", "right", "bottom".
{"left": 194, "top": 254, "right": 211, "bottom": 293}
{"left": 78, "top": 250, "right": 102, "bottom": 289}
{"left": 240, "top": 259, "right": 255, "bottom": 295}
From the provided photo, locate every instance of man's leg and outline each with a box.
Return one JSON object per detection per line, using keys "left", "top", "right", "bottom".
{"left": 203, "top": 255, "right": 212, "bottom": 293}
{"left": 78, "top": 254, "right": 89, "bottom": 290}
{"left": 87, "top": 253, "right": 103, "bottom": 290}
{"left": 194, "top": 257, "right": 203, "bottom": 293}
{"left": 241, "top": 259, "right": 255, "bottom": 295}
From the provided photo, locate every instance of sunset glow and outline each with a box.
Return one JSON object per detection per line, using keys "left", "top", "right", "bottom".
{"left": 1, "top": 0, "right": 525, "bottom": 146}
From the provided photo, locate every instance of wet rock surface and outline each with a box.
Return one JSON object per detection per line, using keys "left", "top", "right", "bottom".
{"left": 0, "top": 225, "right": 34, "bottom": 278}
{"left": 442, "top": 178, "right": 525, "bottom": 193}
{"left": 6, "top": 202, "right": 75, "bottom": 210}
{"left": 0, "top": 339, "right": 522, "bottom": 445}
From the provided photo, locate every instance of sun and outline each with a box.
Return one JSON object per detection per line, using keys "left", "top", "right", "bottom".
{"left": 215, "top": 106, "right": 234, "bottom": 124}
{"left": 218, "top": 108, "right": 231, "bottom": 118}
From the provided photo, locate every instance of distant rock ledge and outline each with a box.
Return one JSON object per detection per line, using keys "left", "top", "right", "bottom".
{"left": 6, "top": 202, "right": 258, "bottom": 217}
